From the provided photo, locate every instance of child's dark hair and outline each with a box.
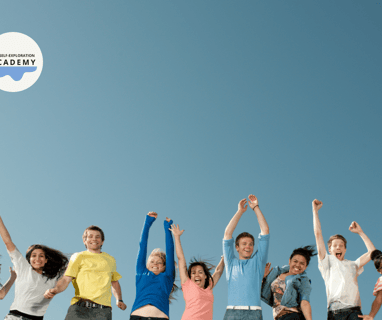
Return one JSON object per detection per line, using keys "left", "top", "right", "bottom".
{"left": 26, "top": 244, "right": 68, "bottom": 280}
{"left": 187, "top": 257, "right": 215, "bottom": 289}
{"left": 371, "top": 250, "right": 382, "bottom": 271}
{"left": 290, "top": 245, "right": 317, "bottom": 266}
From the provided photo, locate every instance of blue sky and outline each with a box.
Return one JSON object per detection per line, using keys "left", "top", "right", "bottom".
{"left": 0, "top": 0, "right": 381, "bottom": 319}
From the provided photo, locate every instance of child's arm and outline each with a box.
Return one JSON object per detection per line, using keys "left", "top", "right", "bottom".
{"left": 164, "top": 217, "right": 175, "bottom": 277}
{"left": 169, "top": 224, "right": 188, "bottom": 285}
{"left": 44, "top": 275, "right": 73, "bottom": 299}
{"left": 301, "top": 300, "right": 313, "bottom": 320}
{"left": 0, "top": 267, "right": 17, "bottom": 299}
{"left": 211, "top": 256, "right": 225, "bottom": 288}
{"left": 358, "top": 291, "right": 382, "bottom": 320}
{"left": 111, "top": 281, "right": 127, "bottom": 310}
{"left": 312, "top": 199, "right": 326, "bottom": 261}
{"left": 349, "top": 221, "right": 376, "bottom": 268}
{"left": 248, "top": 194, "right": 269, "bottom": 235}
{"left": 137, "top": 213, "right": 157, "bottom": 272}
{"left": 0, "top": 216, "right": 16, "bottom": 252}
{"left": 224, "top": 199, "right": 248, "bottom": 240}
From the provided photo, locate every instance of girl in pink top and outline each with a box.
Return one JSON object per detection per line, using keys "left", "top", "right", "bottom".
{"left": 170, "top": 224, "right": 225, "bottom": 320}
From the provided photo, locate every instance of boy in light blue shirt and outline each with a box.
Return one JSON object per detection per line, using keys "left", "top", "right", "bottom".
{"left": 223, "top": 194, "right": 270, "bottom": 320}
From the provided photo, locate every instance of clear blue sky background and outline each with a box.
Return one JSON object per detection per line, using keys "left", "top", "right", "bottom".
{"left": 1, "top": 1, "right": 381, "bottom": 319}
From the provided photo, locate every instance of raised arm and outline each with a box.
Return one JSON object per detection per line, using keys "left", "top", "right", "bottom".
{"left": 349, "top": 221, "right": 376, "bottom": 268}
{"left": 111, "top": 281, "right": 127, "bottom": 310}
{"left": 164, "top": 217, "right": 175, "bottom": 277}
{"left": 169, "top": 224, "right": 188, "bottom": 285}
{"left": 248, "top": 194, "right": 269, "bottom": 235}
{"left": 211, "top": 256, "right": 225, "bottom": 288}
{"left": 136, "top": 212, "right": 156, "bottom": 273}
{"left": 359, "top": 291, "right": 382, "bottom": 320}
{"left": 0, "top": 216, "right": 16, "bottom": 252}
{"left": 44, "top": 275, "right": 72, "bottom": 299}
{"left": 224, "top": 199, "right": 247, "bottom": 240}
{"left": 0, "top": 267, "right": 16, "bottom": 300}
{"left": 312, "top": 199, "right": 326, "bottom": 261}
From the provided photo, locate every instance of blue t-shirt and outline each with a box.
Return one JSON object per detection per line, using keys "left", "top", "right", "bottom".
{"left": 131, "top": 215, "right": 175, "bottom": 317}
{"left": 223, "top": 233, "right": 270, "bottom": 306}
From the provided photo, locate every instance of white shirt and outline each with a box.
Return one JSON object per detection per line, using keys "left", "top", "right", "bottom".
{"left": 318, "top": 252, "right": 363, "bottom": 310}
{"left": 8, "top": 248, "right": 58, "bottom": 316}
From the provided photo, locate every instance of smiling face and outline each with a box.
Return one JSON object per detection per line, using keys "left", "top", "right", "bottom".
{"left": 30, "top": 249, "right": 48, "bottom": 273}
{"left": 83, "top": 230, "right": 104, "bottom": 253}
{"left": 236, "top": 237, "right": 254, "bottom": 260}
{"left": 329, "top": 239, "right": 347, "bottom": 261}
{"left": 190, "top": 265, "right": 207, "bottom": 288}
{"left": 289, "top": 254, "right": 307, "bottom": 275}
{"left": 147, "top": 255, "right": 165, "bottom": 275}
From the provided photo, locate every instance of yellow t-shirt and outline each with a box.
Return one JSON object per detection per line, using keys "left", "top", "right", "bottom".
{"left": 65, "top": 251, "right": 122, "bottom": 307}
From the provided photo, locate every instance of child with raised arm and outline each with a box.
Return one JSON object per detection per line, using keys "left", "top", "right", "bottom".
{"left": 44, "top": 225, "right": 126, "bottom": 320}
{"left": 0, "top": 267, "right": 17, "bottom": 300}
{"left": 223, "top": 194, "right": 270, "bottom": 320}
{"left": 170, "top": 223, "right": 225, "bottom": 320}
{"left": 130, "top": 212, "right": 177, "bottom": 320}
{"left": 0, "top": 216, "right": 68, "bottom": 320}
{"left": 312, "top": 199, "right": 376, "bottom": 320}
{"left": 358, "top": 250, "right": 382, "bottom": 320}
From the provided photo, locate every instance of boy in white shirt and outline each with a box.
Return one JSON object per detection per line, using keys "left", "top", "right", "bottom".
{"left": 312, "top": 199, "right": 376, "bottom": 320}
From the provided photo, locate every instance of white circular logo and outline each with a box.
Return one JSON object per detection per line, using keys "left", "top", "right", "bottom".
{"left": 0, "top": 32, "right": 43, "bottom": 92}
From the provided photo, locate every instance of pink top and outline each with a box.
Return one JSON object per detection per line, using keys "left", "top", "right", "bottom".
{"left": 181, "top": 278, "right": 214, "bottom": 320}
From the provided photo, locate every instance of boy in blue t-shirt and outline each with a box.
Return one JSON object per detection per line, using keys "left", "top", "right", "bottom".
{"left": 223, "top": 194, "right": 270, "bottom": 320}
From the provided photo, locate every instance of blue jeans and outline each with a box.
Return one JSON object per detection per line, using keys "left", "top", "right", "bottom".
{"left": 328, "top": 308, "right": 362, "bottom": 320}
{"left": 223, "top": 309, "right": 263, "bottom": 320}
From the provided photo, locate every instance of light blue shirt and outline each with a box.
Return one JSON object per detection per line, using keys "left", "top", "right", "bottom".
{"left": 223, "top": 233, "right": 270, "bottom": 306}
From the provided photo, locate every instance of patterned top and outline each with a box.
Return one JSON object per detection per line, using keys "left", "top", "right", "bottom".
{"left": 373, "top": 276, "right": 382, "bottom": 296}
{"left": 271, "top": 276, "right": 301, "bottom": 320}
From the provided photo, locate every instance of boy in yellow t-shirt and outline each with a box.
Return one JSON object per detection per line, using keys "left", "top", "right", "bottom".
{"left": 44, "top": 225, "right": 127, "bottom": 320}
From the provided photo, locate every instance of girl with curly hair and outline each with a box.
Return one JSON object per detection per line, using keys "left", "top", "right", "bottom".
{"left": 0, "top": 216, "right": 68, "bottom": 320}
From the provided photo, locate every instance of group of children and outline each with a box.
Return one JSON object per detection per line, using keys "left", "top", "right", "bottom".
{"left": 0, "top": 195, "right": 381, "bottom": 320}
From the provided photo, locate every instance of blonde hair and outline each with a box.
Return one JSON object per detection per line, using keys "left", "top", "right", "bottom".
{"left": 147, "top": 248, "right": 166, "bottom": 269}
{"left": 146, "top": 248, "right": 178, "bottom": 302}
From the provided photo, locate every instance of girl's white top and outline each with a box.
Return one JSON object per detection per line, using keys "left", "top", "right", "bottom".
{"left": 8, "top": 248, "right": 58, "bottom": 316}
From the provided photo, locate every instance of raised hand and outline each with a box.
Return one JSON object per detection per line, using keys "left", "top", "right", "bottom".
{"left": 44, "top": 288, "right": 57, "bottom": 299}
{"left": 248, "top": 194, "right": 259, "bottom": 209}
{"left": 9, "top": 267, "right": 16, "bottom": 279}
{"left": 349, "top": 221, "right": 363, "bottom": 234}
{"left": 170, "top": 224, "right": 184, "bottom": 237}
{"left": 312, "top": 199, "right": 323, "bottom": 211}
{"left": 165, "top": 217, "right": 171, "bottom": 223}
{"left": 117, "top": 300, "right": 127, "bottom": 310}
{"left": 263, "top": 262, "right": 273, "bottom": 278}
{"left": 147, "top": 212, "right": 158, "bottom": 219}
{"left": 238, "top": 199, "right": 248, "bottom": 213}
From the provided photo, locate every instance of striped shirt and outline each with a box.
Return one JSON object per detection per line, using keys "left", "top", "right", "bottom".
{"left": 373, "top": 276, "right": 382, "bottom": 296}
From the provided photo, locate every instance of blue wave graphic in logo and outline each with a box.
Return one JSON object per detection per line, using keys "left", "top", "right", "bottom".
{"left": 0, "top": 66, "right": 37, "bottom": 81}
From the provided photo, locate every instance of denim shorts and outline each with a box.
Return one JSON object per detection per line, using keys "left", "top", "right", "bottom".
{"left": 223, "top": 309, "right": 263, "bottom": 320}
